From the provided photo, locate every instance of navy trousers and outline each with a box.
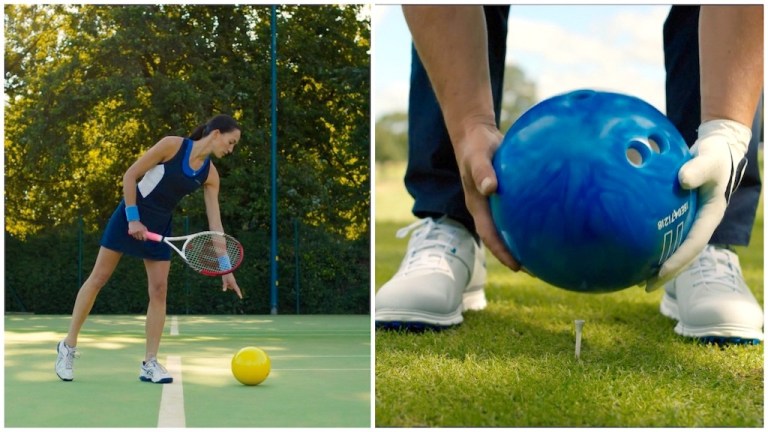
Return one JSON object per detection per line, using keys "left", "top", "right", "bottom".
{"left": 405, "top": 5, "right": 762, "bottom": 246}
{"left": 663, "top": 5, "right": 762, "bottom": 246}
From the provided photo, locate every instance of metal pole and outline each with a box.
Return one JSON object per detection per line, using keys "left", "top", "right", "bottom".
{"left": 270, "top": 5, "right": 279, "bottom": 315}
{"left": 184, "top": 215, "right": 190, "bottom": 315}
{"left": 78, "top": 214, "right": 83, "bottom": 288}
{"left": 294, "top": 218, "right": 300, "bottom": 314}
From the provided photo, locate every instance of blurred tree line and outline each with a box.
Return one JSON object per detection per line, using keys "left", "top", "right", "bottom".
{"left": 375, "top": 64, "right": 537, "bottom": 163}
{"left": 4, "top": 4, "right": 370, "bottom": 314}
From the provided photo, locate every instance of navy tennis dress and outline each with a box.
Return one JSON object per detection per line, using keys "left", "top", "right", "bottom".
{"left": 100, "top": 138, "right": 211, "bottom": 260}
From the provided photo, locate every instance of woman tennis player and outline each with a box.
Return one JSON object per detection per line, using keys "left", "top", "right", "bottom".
{"left": 56, "top": 114, "right": 243, "bottom": 383}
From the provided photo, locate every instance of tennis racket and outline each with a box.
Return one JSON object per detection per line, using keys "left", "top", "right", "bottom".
{"left": 144, "top": 231, "right": 244, "bottom": 276}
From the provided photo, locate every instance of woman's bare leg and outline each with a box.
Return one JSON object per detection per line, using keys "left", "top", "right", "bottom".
{"left": 143, "top": 259, "right": 171, "bottom": 361}
{"left": 64, "top": 247, "right": 123, "bottom": 347}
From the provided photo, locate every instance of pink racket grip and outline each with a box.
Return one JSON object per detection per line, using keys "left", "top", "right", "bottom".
{"left": 144, "top": 232, "right": 163, "bottom": 242}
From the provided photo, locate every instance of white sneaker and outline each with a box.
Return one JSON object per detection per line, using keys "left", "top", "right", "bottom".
{"left": 375, "top": 216, "right": 487, "bottom": 330}
{"left": 55, "top": 340, "right": 78, "bottom": 381}
{"left": 660, "top": 245, "right": 763, "bottom": 344}
{"left": 140, "top": 358, "right": 173, "bottom": 384}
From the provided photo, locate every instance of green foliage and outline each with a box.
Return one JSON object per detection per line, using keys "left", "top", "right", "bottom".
{"left": 5, "top": 217, "right": 369, "bottom": 314}
{"left": 498, "top": 64, "right": 537, "bottom": 133}
{"left": 375, "top": 112, "right": 408, "bottom": 163}
{"left": 373, "top": 64, "right": 536, "bottom": 164}
{"left": 4, "top": 4, "right": 369, "bottom": 314}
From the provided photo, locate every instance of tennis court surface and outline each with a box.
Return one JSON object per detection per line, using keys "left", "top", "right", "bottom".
{"left": 5, "top": 314, "right": 371, "bottom": 427}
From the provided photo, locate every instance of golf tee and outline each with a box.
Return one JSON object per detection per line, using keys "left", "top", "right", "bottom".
{"left": 575, "top": 319, "right": 585, "bottom": 359}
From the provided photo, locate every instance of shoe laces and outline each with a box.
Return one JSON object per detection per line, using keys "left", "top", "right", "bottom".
{"left": 395, "top": 217, "right": 461, "bottom": 278}
{"left": 689, "top": 245, "right": 744, "bottom": 293}
{"left": 62, "top": 345, "right": 79, "bottom": 370}
{"left": 145, "top": 358, "right": 168, "bottom": 374}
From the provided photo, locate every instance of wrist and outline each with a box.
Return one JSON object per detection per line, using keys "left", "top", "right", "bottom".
{"left": 448, "top": 112, "right": 500, "bottom": 148}
{"left": 125, "top": 205, "right": 140, "bottom": 222}
{"left": 697, "top": 119, "right": 751, "bottom": 155}
{"left": 218, "top": 255, "right": 232, "bottom": 271}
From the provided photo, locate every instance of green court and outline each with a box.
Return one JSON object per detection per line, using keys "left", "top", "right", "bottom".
{"left": 5, "top": 314, "right": 371, "bottom": 427}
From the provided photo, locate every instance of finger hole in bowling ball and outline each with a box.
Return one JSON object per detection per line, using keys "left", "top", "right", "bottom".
{"left": 648, "top": 133, "right": 668, "bottom": 154}
{"left": 626, "top": 140, "right": 652, "bottom": 167}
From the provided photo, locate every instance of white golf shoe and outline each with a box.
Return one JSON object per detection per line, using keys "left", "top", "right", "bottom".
{"left": 375, "top": 216, "right": 487, "bottom": 330}
{"left": 660, "top": 244, "right": 763, "bottom": 344}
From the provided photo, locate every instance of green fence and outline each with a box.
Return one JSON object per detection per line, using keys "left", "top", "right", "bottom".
{"left": 5, "top": 216, "right": 370, "bottom": 315}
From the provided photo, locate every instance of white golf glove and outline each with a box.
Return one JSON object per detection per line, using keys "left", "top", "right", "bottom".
{"left": 645, "top": 119, "right": 751, "bottom": 292}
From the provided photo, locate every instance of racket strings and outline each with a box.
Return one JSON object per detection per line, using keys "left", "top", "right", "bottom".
{"left": 184, "top": 234, "right": 243, "bottom": 274}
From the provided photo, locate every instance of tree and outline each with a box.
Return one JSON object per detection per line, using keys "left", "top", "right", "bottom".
{"left": 499, "top": 64, "right": 537, "bottom": 133}
{"left": 375, "top": 112, "right": 408, "bottom": 163}
{"left": 5, "top": 5, "right": 370, "bottom": 242}
{"left": 372, "top": 63, "right": 536, "bottom": 164}
{"left": 5, "top": 5, "right": 371, "bottom": 314}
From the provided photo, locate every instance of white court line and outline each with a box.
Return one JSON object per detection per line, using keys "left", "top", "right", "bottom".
{"left": 273, "top": 368, "right": 370, "bottom": 371}
{"left": 170, "top": 316, "right": 179, "bottom": 336}
{"left": 270, "top": 355, "right": 369, "bottom": 358}
{"left": 157, "top": 356, "right": 185, "bottom": 428}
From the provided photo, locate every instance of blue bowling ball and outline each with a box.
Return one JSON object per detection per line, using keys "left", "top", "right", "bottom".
{"left": 490, "top": 89, "right": 697, "bottom": 292}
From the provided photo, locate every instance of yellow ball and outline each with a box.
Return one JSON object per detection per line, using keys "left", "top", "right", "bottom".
{"left": 231, "top": 346, "right": 271, "bottom": 386}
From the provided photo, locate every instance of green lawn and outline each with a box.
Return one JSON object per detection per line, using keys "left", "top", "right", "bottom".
{"left": 374, "top": 160, "right": 764, "bottom": 427}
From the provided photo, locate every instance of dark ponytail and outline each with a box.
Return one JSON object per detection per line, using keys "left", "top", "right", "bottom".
{"left": 189, "top": 114, "right": 241, "bottom": 140}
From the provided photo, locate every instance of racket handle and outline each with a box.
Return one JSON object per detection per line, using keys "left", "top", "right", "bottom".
{"left": 145, "top": 232, "right": 163, "bottom": 242}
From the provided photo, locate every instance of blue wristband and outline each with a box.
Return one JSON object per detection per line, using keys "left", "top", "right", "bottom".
{"left": 218, "top": 255, "right": 232, "bottom": 271}
{"left": 125, "top": 205, "right": 140, "bottom": 222}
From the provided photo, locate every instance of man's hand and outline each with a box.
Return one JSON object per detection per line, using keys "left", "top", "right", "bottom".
{"left": 453, "top": 121, "right": 520, "bottom": 271}
{"left": 646, "top": 119, "right": 750, "bottom": 291}
{"left": 403, "top": 7, "right": 519, "bottom": 271}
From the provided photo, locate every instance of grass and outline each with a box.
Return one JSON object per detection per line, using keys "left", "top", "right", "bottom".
{"left": 374, "top": 160, "right": 764, "bottom": 427}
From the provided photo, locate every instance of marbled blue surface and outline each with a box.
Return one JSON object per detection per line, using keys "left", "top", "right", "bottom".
{"left": 490, "top": 90, "right": 697, "bottom": 292}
